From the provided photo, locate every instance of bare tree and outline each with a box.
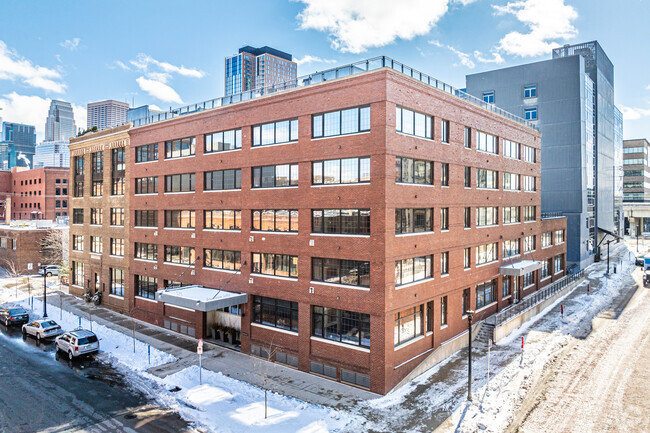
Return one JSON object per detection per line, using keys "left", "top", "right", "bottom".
{"left": 253, "top": 340, "right": 277, "bottom": 419}
{"left": 41, "top": 228, "right": 68, "bottom": 265}
{"left": 3, "top": 259, "right": 21, "bottom": 298}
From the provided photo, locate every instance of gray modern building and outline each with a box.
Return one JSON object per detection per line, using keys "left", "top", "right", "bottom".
{"left": 45, "top": 100, "right": 76, "bottom": 141}
{"left": 0, "top": 121, "right": 36, "bottom": 169}
{"left": 466, "top": 41, "right": 619, "bottom": 269}
{"left": 87, "top": 100, "right": 129, "bottom": 131}
{"left": 126, "top": 104, "right": 164, "bottom": 124}
{"left": 33, "top": 140, "right": 70, "bottom": 168}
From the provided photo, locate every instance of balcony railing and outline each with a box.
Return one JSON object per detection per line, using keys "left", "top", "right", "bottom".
{"left": 131, "top": 56, "right": 537, "bottom": 130}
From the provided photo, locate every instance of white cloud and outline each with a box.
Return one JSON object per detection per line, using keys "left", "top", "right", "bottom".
{"left": 0, "top": 40, "right": 66, "bottom": 93}
{"left": 474, "top": 50, "right": 505, "bottom": 64}
{"left": 453, "top": 0, "right": 480, "bottom": 4}
{"left": 493, "top": 0, "right": 578, "bottom": 57}
{"left": 148, "top": 104, "right": 162, "bottom": 111}
{"left": 114, "top": 60, "right": 131, "bottom": 71}
{"left": 646, "top": 85, "right": 650, "bottom": 91}
{"left": 429, "top": 40, "right": 475, "bottom": 69}
{"left": 60, "top": 38, "right": 80, "bottom": 51}
{"left": 136, "top": 76, "right": 183, "bottom": 104}
{"left": 619, "top": 105, "right": 650, "bottom": 121}
{"left": 294, "top": 55, "right": 337, "bottom": 66}
{"left": 129, "top": 53, "right": 204, "bottom": 78}
{"left": 297, "top": 0, "right": 449, "bottom": 53}
{"left": 71, "top": 103, "right": 87, "bottom": 132}
{"left": 0, "top": 93, "right": 51, "bottom": 142}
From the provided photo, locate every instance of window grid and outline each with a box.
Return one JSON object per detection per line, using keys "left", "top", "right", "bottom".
{"left": 314, "top": 106, "right": 370, "bottom": 138}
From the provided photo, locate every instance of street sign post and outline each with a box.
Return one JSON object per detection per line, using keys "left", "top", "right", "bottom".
{"left": 197, "top": 339, "right": 203, "bottom": 384}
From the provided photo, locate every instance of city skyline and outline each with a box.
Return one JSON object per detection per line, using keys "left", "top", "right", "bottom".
{"left": 0, "top": 0, "right": 647, "bottom": 142}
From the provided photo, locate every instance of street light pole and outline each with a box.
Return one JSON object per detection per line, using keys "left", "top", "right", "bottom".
{"left": 467, "top": 309, "right": 474, "bottom": 402}
{"left": 606, "top": 241, "right": 610, "bottom": 276}
{"left": 42, "top": 265, "right": 48, "bottom": 318}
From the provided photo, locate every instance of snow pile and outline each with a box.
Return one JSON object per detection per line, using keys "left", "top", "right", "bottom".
{"left": 148, "top": 365, "right": 355, "bottom": 433}
{"left": 18, "top": 296, "right": 176, "bottom": 370}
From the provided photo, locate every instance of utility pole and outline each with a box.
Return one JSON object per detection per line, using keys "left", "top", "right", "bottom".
{"left": 42, "top": 266, "right": 48, "bottom": 318}
{"left": 467, "top": 310, "right": 474, "bottom": 402}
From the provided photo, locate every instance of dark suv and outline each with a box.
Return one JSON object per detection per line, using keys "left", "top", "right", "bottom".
{"left": 0, "top": 306, "right": 30, "bottom": 327}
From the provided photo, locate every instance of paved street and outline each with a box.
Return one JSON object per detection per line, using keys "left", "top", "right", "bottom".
{"left": 0, "top": 323, "right": 195, "bottom": 433}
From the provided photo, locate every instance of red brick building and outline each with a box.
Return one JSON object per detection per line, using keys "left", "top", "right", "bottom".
{"left": 0, "top": 167, "right": 70, "bottom": 221}
{"left": 0, "top": 223, "right": 67, "bottom": 274}
{"left": 71, "top": 59, "right": 567, "bottom": 394}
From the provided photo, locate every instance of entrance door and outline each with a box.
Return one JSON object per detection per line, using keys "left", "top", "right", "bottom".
{"left": 94, "top": 273, "right": 100, "bottom": 293}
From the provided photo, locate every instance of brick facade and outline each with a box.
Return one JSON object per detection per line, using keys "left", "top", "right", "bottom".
{"left": 0, "top": 167, "right": 69, "bottom": 221}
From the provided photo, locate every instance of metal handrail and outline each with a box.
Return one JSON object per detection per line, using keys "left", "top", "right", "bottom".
{"left": 489, "top": 270, "right": 585, "bottom": 326}
{"left": 130, "top": 56, "right": 537, "bottom": 130}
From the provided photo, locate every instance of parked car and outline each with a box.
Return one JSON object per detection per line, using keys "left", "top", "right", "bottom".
{"left": 22, "top": 319, "right": 63, "bottom": 341}
{"left": 635, "top": 255, "right": 645, "bottom": 267}
{"left": 55, "top": 329, "right": 99, "bottom": 360}
{"left": 0, "top": 306, "right": 29, "bottom": 327}
{"left": 38, "top": 265, "right": 60, "bottom": 277}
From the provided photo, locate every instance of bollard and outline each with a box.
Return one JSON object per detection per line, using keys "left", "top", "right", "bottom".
{"left": 78, "top": 316, "right": 81, "bottom": 328}
{"left": 613, "top": 265, "right": 617, "bottom": 274}
{"left": 521, "top": 336, "right": 524, "bottom": 350}
{"left": 561, "top": 304, "right": 564, "bottom": 315}
{"left": 587, "top": 284, "right": 590, "bottom": 295}
{"left": 148, "top": 345, "right": 151, "bottom": 364}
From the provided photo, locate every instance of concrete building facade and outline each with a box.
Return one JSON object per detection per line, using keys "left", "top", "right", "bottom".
{"left": 87, "top": 100, "right": 129, "bottom": 131}
{"left": 466, "top": 41, "right": 619, "bottom": 269}
{"left": 34, "top": 140, "right": 70, "bottom": 168}
{"left": 45, "top": 100, "right": 76, "bottom": 142}
{"left": 68, "top": 124, "right": 130, "bottom": 314}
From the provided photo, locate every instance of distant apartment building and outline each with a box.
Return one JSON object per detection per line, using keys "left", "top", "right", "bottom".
{"left": 69, "top": 124, "right": 130, "bottom": 313}
{"left": 623, "top": 139, "right": 650, "bottom": 203}
{"left": 0, "top": 167, "right": 70, "bottom": 221}
{"left": 0, "top": 121, "right": 36, "bottom": 170}
{"left": 45, "top": 100, "right": 76, "bottom": 141}
{"left": 126, "top": 105, "right": 164, "bottom": 124}
{"left": 87, "top": 100, "right": 129, "bottom": 131}
{"left": 71, "top": 58, "right": 567, "bottom": 394}
{"left": 34, "top": 141, "right": 70, "bottom": 168}
{"left": 225, "top": 46, "right": 297, "bottom": 95}
{"left": 466, "top": 41, "right": 621, "bottom": 269}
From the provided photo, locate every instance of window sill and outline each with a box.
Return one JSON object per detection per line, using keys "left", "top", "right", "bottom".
{"left": 135, "top": 296, "right": 157, "bottom": 303}
{"left": 204, "top": 148, "right": 241, "bottom": 155}
{"left": 523, "top": 284, "right": 535, "bottom": 291}
{"left": 134, "top": 226, "right": 157, "bottom": 229}
{"left": 395, "top": 277, "right": 433, "bottom": 290}
{"left": 109, "top": 255, "right": 124, "bottom": 259}
{"left": 395, "top": 131, "right": 432, "bottom": 141}
{"left": 90, "top": 253, "right": 102, "bottom": 259}
{"left": 204, "top": 268, "right": 240, "bottom": 274}
{"left": 251, "top": 323, "right": 298, "bottom": 336}
{"left": 310, "top": 280, "right": 370, "bottom": 291}
{"left": 203, "top": 229, "right": 241, "bottom": 233}
{"left": 135, "top": 193, "right": 159, "bottom": 196}
{"left": 135, "top": 160, "right": 158, "bottom": 165}
{"left": 134, "top": 258, "right": 157, "bottom": 263}
{"left": 109, "top": 225, "right": 125, "bottom": 228}
{"left": 164, "top": 191, "right": 195, "bottom": 195}
{"left": 204, "top": 189, "right": 242, "bottom": 193}
{"left": 108, "top": 294, "right": 124, "bottom": 300}
{"left": 394, "top": 334, "right": 425, "bottom": 351}
{"left": 311, "top": 183, "right": 368, "bottom": 188}
{"left": 440, "top": 324, "right": 448, "bottom": 330}
{"left": 477, "top": 224, "right": 499, "bottom": 229}
{"left": 164, "top": 155, "right": 195, "bottom": 161}
{"left": 441, "top": 273, "right": 449, "bottom": 278}
{"left": 313, "top": 130, "right": 371, "bottom": 141}
{"left": 395, "top": 232, "right": 433, "bottom": 237}
{"left": 163, "top": 262, "right": 195, "bottom": 268}
{"left": 475, "top": 301, "right": 498, "bottom": 313}
{"left": 252, "top": 186, "right": 299, "bottom": 191}
{"left": 395, "top": 183, "right": 435, "bottom": 187}
{"left": 502, "top": 295, "right": 512, "bottom": 301}
{"left": 503, "top": 222, "right": 521, "bottom": 226}
{"left": 310, "top": 336, "right": 370, "bottom": 352}
{"left": 163, "top": 227, "right": 195, "bottom": 231}
{"left": 252, "top": 140, "right": 298, "bottom": 149}
{"left": 253, "top": 273, "right": 298, "bottom": 282}
{"left": 540, "top": 275, "right": 551, "bottom": 282}
{"left": 251, "top": 230, "right": 298, "bottom": 236}
{"left": 476, "top": 260, "right": 498, "bottom": 268}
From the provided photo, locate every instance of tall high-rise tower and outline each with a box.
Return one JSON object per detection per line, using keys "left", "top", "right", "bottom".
{"left": 87, "top": 100, "right": 129, "bottom": 131}
{"left": 225, "top": 46, "right": 297, "bottom": 96}
{"left": 45, "top": 99, "right": 76, "bottom": 141}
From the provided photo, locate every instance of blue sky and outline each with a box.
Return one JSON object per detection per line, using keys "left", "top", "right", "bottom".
{"left": 0, "top": 0, "right": 648, "bottom": 141}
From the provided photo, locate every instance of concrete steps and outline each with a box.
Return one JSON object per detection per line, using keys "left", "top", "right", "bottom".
{"left": 477, "top": 322, "right": 494, "bottom": 343}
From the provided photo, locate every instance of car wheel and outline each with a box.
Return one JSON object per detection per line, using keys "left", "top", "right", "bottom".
{"left": 47, "top": 272, "right": 52, "bottom": 277}
{"left": 36, "top": 333, "right": 41, "bottom": 342}
{"left": 68, "top": 350, "right": 74, "bottom": 361}
{"left": 4, "top": 319, "right": 8, "bottom": 327}
{"left": 22, "top": 329, "right": 26, "bottom": 339}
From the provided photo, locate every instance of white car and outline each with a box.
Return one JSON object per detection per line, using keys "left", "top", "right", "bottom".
{"left": 22, "top": 319, "right": 63, "bottom": 341}
{"left": 38, "top": 265, "right": 60, "bottom": 277}
{"left": 55, "top": 329, "right": 99, "bottom": 360}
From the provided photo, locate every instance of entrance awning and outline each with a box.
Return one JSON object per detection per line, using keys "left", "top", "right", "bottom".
{"left": 500, "top": 260, "right": 541, "bottom": 276}
{"left": 156, "top": 285, "right": 248, "bottom": 312}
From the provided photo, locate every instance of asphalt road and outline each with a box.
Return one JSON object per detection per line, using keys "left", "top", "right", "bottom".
{"left": 0, "top": 321, "right": 195, "bottom": 433}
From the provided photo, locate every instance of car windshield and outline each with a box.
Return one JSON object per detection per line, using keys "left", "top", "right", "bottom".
{"left": 77, "top": 336, "right": 98, "bottom": 345}
{"left": 9, "top": 308, "right": 25, "bottom": 315}
{"left": 42, "top": 321, "right": 58, "bottom": 328}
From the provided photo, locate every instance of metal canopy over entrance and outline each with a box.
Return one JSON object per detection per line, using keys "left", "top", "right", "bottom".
{"left": 156, "top": 285, "right": 248, "bottom": 312}
{"left": 499, "top": 260, "right": 541, "bottom": 277}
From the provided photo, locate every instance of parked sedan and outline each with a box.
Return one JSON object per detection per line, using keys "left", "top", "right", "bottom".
{"left": 635, "top": 255, "right": 645, "bottom": 267}
{"left": 22, "top": 319, "right": 63, "bottom": 341}
{"left": 0, "top": 306, "right": 29, "bottom": 327}
{"left": 38, "top": 265, "right": 60, "bottom": 277}
{"left": 55, "top": 329, "right": 99, "bottom": 360}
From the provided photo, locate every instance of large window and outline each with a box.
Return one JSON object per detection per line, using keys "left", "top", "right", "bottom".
{"left": 503, "top": 139, "right": 520, "bottom": 159}
{"left": 252, "top": 164, "right": 299, "bottom": 188}
{"left": 523, "top": 271, "right": 535, "bottom": 288}
{"left": 524, "top": 107, "right": 537, "bottom": 120}
{"left": 73, "top": 208, "right": 84, "bottom": 224}
{"left": 441, "top": 252, "right": 449, "bottom": 275}
{"left": 164, "top": 210, "right": 195, "bottom": 228}
{"left": 503, "top": 173, "right": 519, "bottom": 191}
{"left": 110, "top": 268, "right": 124, "bottom": 296}
{"left": 134, "top": 242, "right": 157, "bottom": 261}
{"left": 395, "top": 157, "right": 433, "bottom": 185}
{"left": 252, "top": 253, "right": 298, "bottom": 278}
{"left": 135, "top": 144, "right": 158, "bottom": 163}
{"left": 112, "top": 148, "right": 125, "bottom": 171}
{"left": 165, "top": 173, "right": 195, "bottom": 193}
{"left": 135, "top": 210, "right": 157, "bottom": 227}
{"left": 395, "top": 255, "right": 433, "bottom": 286}
{"left": 312, "top": 157, "right": 370, "bottom": 185}
{"left": 440, "top": 207, "right": 449, "bottom": 230}
{"left": 72, "top": 261, "right": 84, "bottom": 286}
{"left": 541, "top": 232, "right": 552, "bottom": 248}
{"left": 503, "top": 239, "right": 520, "bottom": 258}
{"left": 204, "top": 169, "right": 241, "bottom": 191}
{"left": 523, "top": 235, "right": 536, "bottom": 253}
{"left": 465, "top": 167, "right": 471, "bottom": 188}
{"left": 464, "top": 127, "right": 472, "bottom": 148}
{"left": 253, "top": 118, "right": 298, "bottom": 146}
{"left": 204, "top": 249, "right": 241, "bottom": 271}
{"left": 204, "top": 210, "right": 241, "bottom": 230}
{"left": 165, "top": 137, "right": 195, "bottom": 159}
{"left": 395, "top": 208, "right": 432, "bottom": 234}
{"left": 554, "top": 254, "right": 564, "bottom": 273}
{"left": 441, "top": 296, "right": 448, "bottom": 326}
{"left": 503, "top": 206, "right": 520, "bottom": 224}
{"left": 462, "top": 288, "right": 470, "bottom": 315}
{"left": 541, "top": 259, "right": 551, "bottom": 280}
{"left": 476, "top": 280, "right": 496, "bottom": 309}
{"left": 111, "top": 148, "right": 125, "bottom": 196}
{"left": 441, "top": 163, "right": 449, "bottom": 186}
{"left": 110, "top": 238, "right": 124, "bottom": 256}
{"left": 464, "top": 248, "right": 471, "bottom": 269}
{"left": 205, "top": 129, "right": 241, "bottom": 153}
{"left": 90, "top": 236, "right": 102, "bottom": 254}
{"left": 252, "top": 209, "right": 299, "bottom": 232}
{"left": 135, "top": 275, "right": 157, "bottom": 299}
{"left": 477, "top": 131, "right": 497, "bottom": 154}
{"left": 164, "top": 245, "right": 196, "bottom": 265}
{"left": 312, "top": 306, "right": 370, "bottom": 348}
{"left": 523, "top": 175, "right": 536, "bottom": 192}
{"left": 314, "top": 106, "right": 370, "bottom": 138}
{"left": 112, "top": 177, "right": 125, "bottom": 196}
{"left": 253, "top": 296, "right": 299, "bottom": 332}
{"left": 135, "top": 177, "right": 158, "bottom": 194}
{"left": 524, "top": 205, "right": 536, "bottom": 222}
{"left": 394, "top": 305, "right": 423, "bottom": 346}
{"left": 395, "top": 106, "right": 431, "bottom": 139}
{"left": 441, "top": 119, "right": 450, "bottom": 143}
{"left": 502, "top": 277, "right": 512, "bottom": 297}
{"left": 524, "top": 85, "right": 537, "bottom": 98}
{"left": 312, "top": 209, "right": 369, "bottom": 235}
{"left": 476, "top": 207, "right": 498, "bottom": 227}
{"left": 522, "top": 145, "right": 536, "bottom": 163}
{"left": 91, "top": 151, "right": 103, "bottom": 174}
{"left": 483, "top": 91, "right": 494, "bottom": 104}
{"left": 476, "top": 242, "right": 498, "bottom": 265}
{"left": 464, "top": 207, "right": 471, "bottom": 228}
{"left": 477, "top": 169, "right": 498, "bottom": 189}
{"left": 74, "top": 155, "right": 84, "bottom": 176}
{"left": 92, "top": 180, "right": 103, "bottom": 197}
{"left": 312, "top": 258, "right": 370, "bottom": 287}
{"left": 555, "top": 229, "right": 565, "bottom": 244}
{"left": 90, "top": 208, "right": 103, "bottom": 225}
{"left": 72, "top": 235, "right": 84, "bottom": 251}
{"left": 110, "top": 208, "right": 124, "bottom": 226}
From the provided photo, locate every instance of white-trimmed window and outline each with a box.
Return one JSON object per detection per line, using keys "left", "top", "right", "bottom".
{"left": 523, "top": 235, "right": 536, "bottom": 253}
{"left": 541, "top": 232, "right": 552, "bottom": 248}
{"left": 476, "top": 207, "right": 498, "bottom": 227}
{"left": 523, "top": 175, "right": 536, "bottom": 192}
{"left": 503, "top": 172, "right": 519, "bottom": 191}
{"left": 477, "top": 131, "right": 497, "bottom": 154}
{"left": 522, "top": 145, "right": 536, "bottom": 163}
{"left": 503, "top": 239, "right": 520, "bottom": 258}
{"left": 395, "top": 106, "right": 432, "bottom": 139}
{"left": 476, "top": 242, "right": 498, "bottom": 265}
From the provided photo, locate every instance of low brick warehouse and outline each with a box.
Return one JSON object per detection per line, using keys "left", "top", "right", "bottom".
{"left": 71, "top": 64, "right": 566, "bottom": 394}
